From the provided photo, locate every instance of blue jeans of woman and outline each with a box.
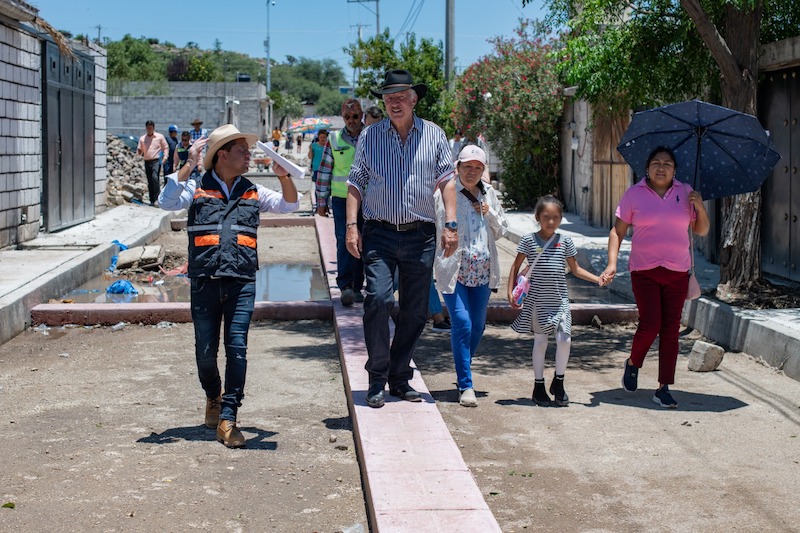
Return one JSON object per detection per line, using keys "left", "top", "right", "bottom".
{"left": 361, "top": 221, "right": 436, "bottom": 388}
{"left": 443, "top": 282, "right": 492, "bottom": 391}
{"left": 191, "top": 277, "right": 256, "bottom": 421}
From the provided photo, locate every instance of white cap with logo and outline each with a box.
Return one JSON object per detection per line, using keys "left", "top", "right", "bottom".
{"left": 458, "top": 145, "right": 487, "bottom": 165}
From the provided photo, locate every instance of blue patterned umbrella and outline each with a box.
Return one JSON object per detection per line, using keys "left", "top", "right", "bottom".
{"left": 617, "top": 100, "right": 781, "bottom": 200}
{"left": 286, "top": 117, "right": 332, "bottom": 134}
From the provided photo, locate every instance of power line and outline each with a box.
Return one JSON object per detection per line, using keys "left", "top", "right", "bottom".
{"left": 394, "top": 0, "right": 419, "bottom": 40}
{"left": 406, "top": 0, "right": 426, "bottom": 36}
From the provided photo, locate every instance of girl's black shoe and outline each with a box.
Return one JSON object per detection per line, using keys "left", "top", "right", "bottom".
{"left": 532, "top": 379, "right": 552, "bottom": 406}
{"left": 549, "top": 373, "right": 569, "bottom": 407}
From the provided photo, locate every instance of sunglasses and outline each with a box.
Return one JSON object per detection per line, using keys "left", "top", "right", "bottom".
{"left": 343, "top": 114, "right": 362, "bottom": 120}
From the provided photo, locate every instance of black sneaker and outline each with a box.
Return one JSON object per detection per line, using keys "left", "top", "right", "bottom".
{"left": 354, "top": 291, "right": 365, "bottom": 303}
{"left": 621, "top": 358, "right": 638, "bottom": 392}
{"left": 431, "top": 318, "right": 451, "bottom": 332}
{"left": 653, "top": 385, "right": 678, "bottom": 408}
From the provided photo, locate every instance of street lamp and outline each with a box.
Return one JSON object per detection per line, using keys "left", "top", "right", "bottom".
{"left": 264, "top": 0, "right": 275, "bottom": 93}
{"left": 264, "top": 1, "right": 275, "bottom": 136}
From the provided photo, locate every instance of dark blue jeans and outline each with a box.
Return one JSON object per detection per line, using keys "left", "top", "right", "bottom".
{"left": 361, "top": 221, "right": 436, "bottom": 387}
{"left": 331, "top": 196, "right": 364, "bottom": 291}
{"left": 190, "top": 277, "right": 256, "bottom": 422}
{"left": 144, "top": 159, "right": 161, "bottom": 205}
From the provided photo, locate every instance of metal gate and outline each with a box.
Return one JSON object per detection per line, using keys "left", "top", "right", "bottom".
{"left": 42, "top": 40, "right": 95, "bottom": 232}
{"left": 759, "top": 68, "right": 800, "bottom": 282}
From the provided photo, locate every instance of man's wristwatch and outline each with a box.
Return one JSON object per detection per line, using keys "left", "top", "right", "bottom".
{"left": 444, "top": 221, "right": 458, "bottom": 230}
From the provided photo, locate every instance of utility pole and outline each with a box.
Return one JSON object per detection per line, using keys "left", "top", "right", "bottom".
{"left": 350, "top": 23, "right": 369, "bottom": 89}
{"left": 445, "top": 0, "right": 454, "bottom": 91}
{"left": 95, "top": 24, "right": 103, "bottom": 44}
{"left": 347, "top": 0, "right": 380, "bottom": 36}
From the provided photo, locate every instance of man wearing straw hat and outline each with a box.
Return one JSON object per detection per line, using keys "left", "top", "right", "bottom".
{"left": 159, "top": 124, "right": 300, "bottom": 447}
{"left": 346, "top": 69, "right": 459, "bottom": 408}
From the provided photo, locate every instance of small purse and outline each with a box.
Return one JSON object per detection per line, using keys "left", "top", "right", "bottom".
{"left": 686, "top": 228, "right": 701, "bottom": 301}
{"left": 686, "top": 272, "right": 701, "bottom": 300}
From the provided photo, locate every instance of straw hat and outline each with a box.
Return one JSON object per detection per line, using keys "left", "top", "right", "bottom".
{"left": 203, "top": 124, "right": 258, "bottom": 169}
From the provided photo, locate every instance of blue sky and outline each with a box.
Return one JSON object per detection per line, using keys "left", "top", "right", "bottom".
{"left": 35, "top": 0, "right": 548, "bottom": 78}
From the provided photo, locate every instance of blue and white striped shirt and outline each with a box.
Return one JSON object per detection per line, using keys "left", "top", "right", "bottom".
{"left": 347, "top": 115, "right": 454, "bottom": 224}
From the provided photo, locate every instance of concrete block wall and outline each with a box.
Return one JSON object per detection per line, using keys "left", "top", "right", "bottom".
{"left": 108, "top": 81, "right": 267, "bottom": 140}
{"left": 0, "top": 20, "right": 42, "bottom": 248}
{"left": 85, "top": 42, "right": 108, "bottom": 211}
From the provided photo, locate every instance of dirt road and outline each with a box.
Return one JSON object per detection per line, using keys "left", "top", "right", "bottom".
{"left": 414, "top": 323, "right": 800, "bottom": 533}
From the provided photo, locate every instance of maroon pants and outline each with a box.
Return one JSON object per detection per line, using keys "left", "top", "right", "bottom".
{"left": 630, "top": 267, "right": 689, "bottom": 385}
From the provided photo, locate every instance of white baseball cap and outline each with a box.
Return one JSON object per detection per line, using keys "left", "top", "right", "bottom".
{"left": 458, "top": 145, "right": 486, "bottom": 165}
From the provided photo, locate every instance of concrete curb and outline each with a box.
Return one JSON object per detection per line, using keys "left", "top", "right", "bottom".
{"left": 0, "top": 208, "right": 173, "bottom": 345}
{"left": 684, "top": 298, "right": 800, "bottom": 382}
{"left": 30, "top": 300, "right": 333, "bottom": 326}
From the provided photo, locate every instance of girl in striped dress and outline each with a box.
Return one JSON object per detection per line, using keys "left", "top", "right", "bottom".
{"left": 507, "top": 196, "right": 603, "bottom": 406}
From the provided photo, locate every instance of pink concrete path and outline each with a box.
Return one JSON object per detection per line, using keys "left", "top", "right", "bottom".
{"left": 314, "top": 215, "right": 502, "bottom": 532}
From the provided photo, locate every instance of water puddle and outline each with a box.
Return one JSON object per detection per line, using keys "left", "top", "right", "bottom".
{"left": 60, "top": 264, "right": 329, "bottom": 304}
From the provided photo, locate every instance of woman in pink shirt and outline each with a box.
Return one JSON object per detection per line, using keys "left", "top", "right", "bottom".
{"left": 601, "top": 147, "right": 710, "bottom": 408}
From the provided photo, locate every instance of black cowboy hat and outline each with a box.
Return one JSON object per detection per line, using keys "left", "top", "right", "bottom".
{"left": 369, "top": 69, "right": 428, "bottom": 100}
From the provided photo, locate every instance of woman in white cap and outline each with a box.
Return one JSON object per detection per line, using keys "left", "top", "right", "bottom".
{"left": 434, "top": 144, "right": 508, "bottom": 407}
{"left": 158, "top": 125, "right": 300, "bottom": 448}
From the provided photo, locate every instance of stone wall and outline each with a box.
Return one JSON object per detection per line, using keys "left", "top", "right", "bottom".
{"left": 0, "top": 19, "right": 41, "bottom": 247}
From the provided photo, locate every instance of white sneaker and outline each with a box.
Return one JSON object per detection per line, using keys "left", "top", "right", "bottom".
{"left": 459, "top": 388, "right": 477, "bottom": 407}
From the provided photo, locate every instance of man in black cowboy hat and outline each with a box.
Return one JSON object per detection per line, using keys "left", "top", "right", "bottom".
{"left": 345, "top": 69, "right": 459, "bottom": 408}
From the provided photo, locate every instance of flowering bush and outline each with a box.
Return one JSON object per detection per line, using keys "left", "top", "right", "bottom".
{"left": 454, "top": 21, "right": 563, "bottom": 209}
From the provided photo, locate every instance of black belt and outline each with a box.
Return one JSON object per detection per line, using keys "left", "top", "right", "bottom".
{"left": 369, "top": 220, "right": 433, "bottom": 232}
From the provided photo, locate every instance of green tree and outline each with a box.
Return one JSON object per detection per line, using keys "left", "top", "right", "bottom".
{"left": 185, "top": 52, "right": 219, "bottom": 82}
{"left": 270, "top": 91, "right": 304, "bottom": 129}
{"left": 344, "top": 29, "right": 451, "bottom": 128}
{"left": 531, "top": 0, "right": 800, "bottom": 287}
{"left": 294, "top": 57, "right": 347, "bottom": 89}
{"left": 454, "top": 21, "right": 563, "bottom": 209}
{"left": 106, "top": 34, "right": 165, "bottom": 81}
{"left": 316, "top": 89, "right": 348, "bottom": 116}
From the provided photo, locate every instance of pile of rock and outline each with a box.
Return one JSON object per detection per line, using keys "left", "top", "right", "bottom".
{"left": 105, "top": 134, "right": 149, "bottom": 206}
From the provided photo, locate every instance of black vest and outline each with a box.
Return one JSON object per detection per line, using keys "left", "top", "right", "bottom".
{"left": 187, "top": 171, "right": 260, "bottom": 280}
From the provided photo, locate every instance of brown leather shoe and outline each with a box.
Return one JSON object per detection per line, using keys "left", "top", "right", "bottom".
{"left": 216, "top": 419, "right": 246, "bottom": 448}
{"left": 205, "top": 396, "right": 221, "bottom": 428}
